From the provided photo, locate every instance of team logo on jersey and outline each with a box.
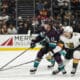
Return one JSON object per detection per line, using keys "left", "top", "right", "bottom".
{"left": 66, "top": 42, "right": 74, "bottom": 49}
{"left": 0, "top": 38, "right": 13, "bottom": 46}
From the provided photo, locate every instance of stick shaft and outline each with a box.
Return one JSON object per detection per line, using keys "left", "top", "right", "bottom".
{"left": 0, "top": 48, "right": 30, "bottom": 70}
{"left": 1, "top": 60, "right": 34, "bottom": 71}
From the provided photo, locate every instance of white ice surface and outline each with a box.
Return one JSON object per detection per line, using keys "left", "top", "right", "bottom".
{"left": 0, "top": 50, "right": 80, "bottom": 80}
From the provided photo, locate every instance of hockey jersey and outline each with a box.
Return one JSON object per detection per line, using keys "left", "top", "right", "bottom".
{"left": 60, "top": 32, "right": 80, "bottom": 49}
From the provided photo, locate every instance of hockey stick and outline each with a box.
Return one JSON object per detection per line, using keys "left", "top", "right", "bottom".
{"left": 0, "top": 48, "right": 31, "bottom": 70}
{"left": 0, "top": 60, "right": 34, "bottom": 71}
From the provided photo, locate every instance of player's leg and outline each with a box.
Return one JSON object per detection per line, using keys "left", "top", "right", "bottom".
{"left": 30, "top": 47, "right": 49, "bottom": 73}
{"left": 52, "top": 53, "right": 66, "bottom": 75}
{"left": 46, "top": 52, "right": 55, "bottom": 68}
{"left": 71, "top": 50, "right": 80, "bottom": 75}
{"left": 45, "top": 43, "right": 56, "bottom": 68}
{"left": 60, "top": 50, "right": 67, "bottom": 56}
{"left": 63, "top": 49, "right": 73, "bottom": 65}
{"left": 46, "top": 50, "right": 66, "bottom": 69}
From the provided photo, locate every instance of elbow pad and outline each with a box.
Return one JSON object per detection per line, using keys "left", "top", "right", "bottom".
{"left": 53, "top": 46, "right": 62, "bottom": 54}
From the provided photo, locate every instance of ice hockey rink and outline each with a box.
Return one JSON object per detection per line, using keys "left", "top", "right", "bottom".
{"left": 0, "top": 50, "right": 80, "bottom": 80}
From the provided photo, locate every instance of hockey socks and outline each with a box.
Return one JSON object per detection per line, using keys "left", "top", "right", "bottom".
{"left": 30, "top": 60, "right": 40, "bottom": 73}
{"left": 58, "top": 64, "right": 65, "bottom": 71}
{"left": 47, "top": 59, "right": 55, "bottom": 68}
{"left": 52, "top": 53, "right": 66, "bottom": 75}
{"left": 47, "top": 59, "right": 55, "bottom": 65}
{"left": 71, "top": 58, "right": 79, "bottom": 75}
{"left": 34, "top": 60, "right": 40, "bottom": 68}
{"left": 52, "top": 64, "right": 66, "bottom": 75}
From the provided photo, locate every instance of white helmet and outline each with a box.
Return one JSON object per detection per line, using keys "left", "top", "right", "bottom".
{"left": 64, "top": 26, "right": 73, "bottom": 33}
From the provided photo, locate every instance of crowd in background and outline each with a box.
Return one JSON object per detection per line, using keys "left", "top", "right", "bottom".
{"left": 0, "top": 0, "right": 80, "bottom": 34}
{"left": 0, "top": 0, "right": 16, "bottom": 34}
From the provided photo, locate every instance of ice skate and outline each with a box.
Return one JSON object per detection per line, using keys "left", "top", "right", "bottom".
{"left": 71, "top": 68, "right": 76, "bottom": 76}
{"left": 30, "top": 68, "right": 37, "bottom": 74}
{"left": 52, "top": 69, "right": 66, "bottom": 75}
{"left": 47, "top": 64, "right": 55, "bottom": 69}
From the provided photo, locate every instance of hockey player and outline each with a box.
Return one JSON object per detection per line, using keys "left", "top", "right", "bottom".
{"left": 46, "top": 24, "right": 66, "bottom": 69}
{"left": 46, "top": 49, "right": 66, "bottom": 69}
{"left": 51, "top": 26, "right": 80, "bottom": 75}
{"left": 30, "top": 23, "right": 66, "bottom": 74}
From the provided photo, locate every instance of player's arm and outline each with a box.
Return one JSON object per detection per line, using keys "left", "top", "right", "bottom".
{"left": 52, "top": 41, "right": 64, "bottom": 54}
{"left": 30, "top": 32, "right": 45, "bottom": 48}
{"left": 32, "top": 32, "right": 46, "bottom": 43}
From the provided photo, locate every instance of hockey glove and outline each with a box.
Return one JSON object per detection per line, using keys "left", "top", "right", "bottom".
{"left": 40, "top": 40, "right": 49, "bottom": 46}
{"left": 30, "top": 42, "right": 36, "bottom": 48}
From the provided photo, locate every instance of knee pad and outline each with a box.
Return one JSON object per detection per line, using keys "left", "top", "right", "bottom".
{"left": 46, "top": 52, "right": 53, "bottom": 60}
{"left": 73, "top": 51, "right": 80, "bottom": 59}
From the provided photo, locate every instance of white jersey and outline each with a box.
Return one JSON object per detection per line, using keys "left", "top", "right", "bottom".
{"left": 60, "top": 32, "right": 80, "bottom": 49}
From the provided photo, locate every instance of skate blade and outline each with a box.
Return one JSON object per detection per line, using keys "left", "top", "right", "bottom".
{"left": 47, "top": 66, "right": 54, "bottom": 69}
{"left": 71, "top": 73, "right": 75, "bottom": 77}
{"left": 30, "top": 71, "right": 36, "bottom": 75}
{"left": 52, "top": 71, "right": 60, "bottom": 75}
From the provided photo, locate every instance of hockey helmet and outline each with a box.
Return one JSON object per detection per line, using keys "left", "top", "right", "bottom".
{"left": 64, "top": 26, "right": 73, "bottom": 33}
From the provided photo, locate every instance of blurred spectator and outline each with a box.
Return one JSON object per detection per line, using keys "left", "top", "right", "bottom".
{"left": 0, "top": 19, "right": 2, "bottom": 28}
{"left": 7, "top": 15, "right": 16, "bottom": 26}
{"left": 17, "top": 16, "right": 23, "bottom": 28}
{"left": 17, "top": 21, "right": 25, "bottom": 34}
{"left": 0, "top": 0, "right": 80, "bottom": 34}
{"left": 23, "top": 22, "right": 29, "bottom": 34}
{"left": 36, "top": 0, "right": 44, "bottom": 15}
{"left": 43, "top": 1, "right": 50, "bottom": 10}
{"left": 8, "top": 24, "right": 17, "bottom": 34}
{"left": 0, "top": 27, "right": 2, "bottom": 34}
{"left": 31, "top": 17, "right": 39, "bottom": 33}
{"left": 0, "top": 0, "right": 16, "bottom": 34}
{"left": 17, "top": 20, "right": 32, "bottom": 34}
{"left": 1, "top": 1, "right": 8, "bottom": 14}
{"left": 1, "top": 24, "right": 8, "bottom": 34}
{"left": 37, "top": 8, "right": 48, "bottom": 20}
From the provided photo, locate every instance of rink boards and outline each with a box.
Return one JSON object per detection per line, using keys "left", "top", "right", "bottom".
{"left": 0, "top": 47, "right": 41, "bottom": 51}
{"left": 0, "top": 34, "right": 41, "bottom": 51}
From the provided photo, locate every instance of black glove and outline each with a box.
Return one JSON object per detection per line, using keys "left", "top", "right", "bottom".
{"left": 40, "top": 40, "right": 49, "bottom": 46}
{"left": 30, "top": 42, "right": 36, "bottom": 48}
